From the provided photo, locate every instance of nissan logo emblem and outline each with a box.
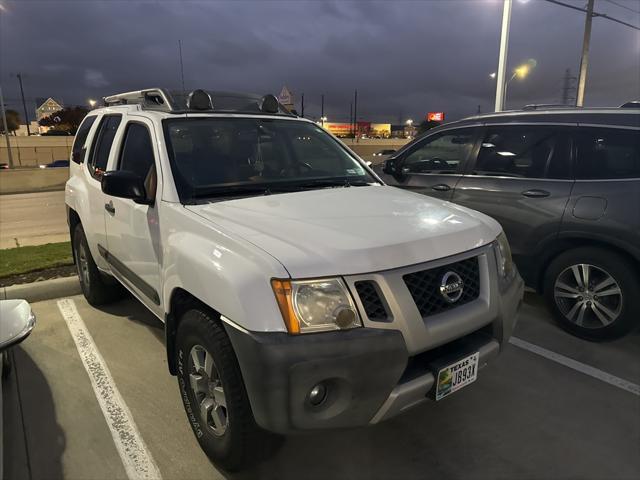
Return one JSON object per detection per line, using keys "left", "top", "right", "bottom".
{"left": 439, "top": 271, "right": 464, "bottom": 303}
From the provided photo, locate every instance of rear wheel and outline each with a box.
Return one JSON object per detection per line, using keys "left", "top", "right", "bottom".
{"left": 73, "top": 223, "right": 123, "bottom": 306}
{"left": 543, "top": 247, "right": 640, "bottom": 340}
{"left": 176, "top": 308, "right": 274, "bottom": 471}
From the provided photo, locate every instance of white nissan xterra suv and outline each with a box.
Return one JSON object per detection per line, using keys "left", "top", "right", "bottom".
{"left": 65, "top": 88, "right": 523, "bottom": 471}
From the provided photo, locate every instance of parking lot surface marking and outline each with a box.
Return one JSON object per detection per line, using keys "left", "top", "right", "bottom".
{"left": 510, "top": 336, "right": 640, "bottom": 396}
{"left": 57, "top": 298, "right": 162, "bottom": 480}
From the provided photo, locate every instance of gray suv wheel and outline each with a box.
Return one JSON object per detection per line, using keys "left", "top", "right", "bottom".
{"left": 544, "top": 247, "right": 640, "bottom": 340}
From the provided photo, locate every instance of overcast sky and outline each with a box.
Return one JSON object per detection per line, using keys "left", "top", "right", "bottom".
{"left": 1, "top": 0, "right": 639, "bottom": 123}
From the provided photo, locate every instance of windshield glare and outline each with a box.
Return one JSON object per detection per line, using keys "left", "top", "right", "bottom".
{"left": 163, "top": 118, "right": 375, "bottom": 200}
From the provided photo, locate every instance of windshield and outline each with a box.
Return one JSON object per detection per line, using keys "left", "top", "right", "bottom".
{"left": 163, "top": 118, "right": 377, "bottom": 201}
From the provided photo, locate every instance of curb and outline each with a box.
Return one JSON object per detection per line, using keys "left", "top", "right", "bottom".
{"left": 0, "top": 275, "right": 81, "bottom": 303}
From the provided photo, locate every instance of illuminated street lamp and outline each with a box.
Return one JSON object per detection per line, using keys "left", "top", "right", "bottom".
{"left": 320, "top": 116, "right": 327, "bottom": 126}
{"left": 489, "top": 72, "right": 497, "bottom": 79}
{"left": 405, "top": 119, "right": 413, "bottom": 126}
{"left": 88, "top": 99, "right": 97, "bottom": 109}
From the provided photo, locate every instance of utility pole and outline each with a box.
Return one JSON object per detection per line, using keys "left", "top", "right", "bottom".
{"left": 349, "top": 102, "right": 353, "bottom": 137}
{"left": 301, "top": 93, "right": 304, "bottom": 118}
{"left": 0, "top": 85, "right": 14, "bottom": 168}
{"left": 477, "top": 105, "right": 481, "bottom": 114}
{"left": 353, "top": 89, "right": 358, "bottom": 142}
{"left": 320, "top": 94, "right": 325, "bottom": 126}
{"left": 576, "top": 0, "right": 594, "bottom": 107}
{"left": 561, "top": 68, "right": 577, "bottom": 105}
{"left": 494, "top": 0, "right": 512, "bottom": 112}
{"left": 16, "top": 73, "right": 30, "bottom": 136}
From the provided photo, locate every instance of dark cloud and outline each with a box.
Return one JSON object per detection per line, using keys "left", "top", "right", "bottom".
{"left": 1, "top": 0, "right": 638, "bottom": 123}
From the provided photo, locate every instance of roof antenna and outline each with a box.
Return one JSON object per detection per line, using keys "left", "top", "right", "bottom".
{"left": 178, "top": 39, "right": 186, "bottom": 95}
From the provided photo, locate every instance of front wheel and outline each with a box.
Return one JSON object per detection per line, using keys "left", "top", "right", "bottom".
{"left": 176, "top": 308, "right": 274, "bottom": 471}
{"left": 543, "top": 247, "right": 640, "bottom": 340}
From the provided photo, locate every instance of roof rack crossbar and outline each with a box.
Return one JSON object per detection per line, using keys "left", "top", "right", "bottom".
{"left": 103, "top": 88, "right": 175, "bottom": 112}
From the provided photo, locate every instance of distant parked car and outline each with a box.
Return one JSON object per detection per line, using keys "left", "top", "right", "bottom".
{"left": 39, "top": 160, "right": 70, "bottom": 169}
{"left": 0, "top": 163, "right": 8, "bottom": 170}
{"left": 41, "top": 130, "right": 71, "bottom": 136}
{"left": 1, "top": 299, "right": 36, "bottom": 476}
{"left": 373, "top": 149, "right": 396, "bottom": 158}
{"left": 378, "top": 106, "right": 640, "bottom": 340}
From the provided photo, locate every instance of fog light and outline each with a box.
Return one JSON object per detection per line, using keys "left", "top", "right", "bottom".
{"left": 308, "top": 383, "right": 327, "bottom": 406}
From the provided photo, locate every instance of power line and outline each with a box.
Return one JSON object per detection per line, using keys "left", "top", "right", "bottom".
{"left": 604, "top": 0, "right": 640, "bottom": 15}
{"left": 544, "top": 0, "right": 640, "bottom": 30}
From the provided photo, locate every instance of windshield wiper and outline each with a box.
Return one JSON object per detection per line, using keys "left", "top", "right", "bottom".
{"left": 190, "top": 178, "right": 376, "bottom": 200}
{"left": 285, "top": 178, "right": 376, "bottom": 190}
{"left": 192, "top": 184, "right": 274, "bottom": 199}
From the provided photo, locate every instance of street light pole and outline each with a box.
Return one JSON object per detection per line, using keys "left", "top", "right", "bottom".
{"left": 494, "top": 0, "right": 512, "bottom": 112}
{"left": 0, "top": 85, "right": 14, "bottom": 168}
{"left": 16, "top": 73, "right": 31, "bottom": 136}
{"left": 576, "top": 0, "right": 594, "bottom": 107}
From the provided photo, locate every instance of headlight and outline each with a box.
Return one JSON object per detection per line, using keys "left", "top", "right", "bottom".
{"left": 494, "top": 231, "right": 514, "bottom": 279}
{"left": 271, "top": 278, "right": 362, "bottom": 334}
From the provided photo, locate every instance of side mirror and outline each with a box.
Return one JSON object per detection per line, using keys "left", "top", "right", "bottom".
{"left": 382, "top": 158, "right": 398, "bottom": 175}
{"left": 101, "top": 170, "right": 151, "bottom": 205}
{"left": 0, "top": 300, "right": 36, "bottom": 352}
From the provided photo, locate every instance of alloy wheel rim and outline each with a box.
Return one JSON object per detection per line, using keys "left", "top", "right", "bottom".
{"left": 554, "top": 263, "right": 623, "bottom": 329}
{"left": 76, "top": 242, "right": 91, "bottom": 288}
{"left": 188, "top": 345, "right": 228, "bottom": 436}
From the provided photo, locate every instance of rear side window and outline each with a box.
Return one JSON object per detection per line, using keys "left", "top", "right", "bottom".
{"left": 474, "top": 126, "right": 571, "bottom": 179}
{"left": 118, "top": 123, "right": 155, "bottom": 179}
{"left": 89, "top": 115, "right": 122, "bottom": 179}
{"left": 71, "top": 116, "right": 97, "bottom": 164}
{"left": 575, "top": 128, "right": 640, "bottom": 180}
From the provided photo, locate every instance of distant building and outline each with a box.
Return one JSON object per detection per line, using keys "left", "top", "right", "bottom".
{"left": 277, "top": 86, "right": 295, "bottom": 112}
{"left": 35, "top": 97, "right": 64, "bottom": 121}
{"left": 15, "top": 121, "right": 41, "bottom": 136}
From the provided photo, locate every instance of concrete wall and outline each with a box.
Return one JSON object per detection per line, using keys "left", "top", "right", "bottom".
{"left": 0, "top": 168, "right": 69, "bottom": 195}
{"left": 0, "top": 136, "right": 73, "bottom": 168}
{"left": 339, "top": 138, "right": 410, "bottom": 165}
{"left": 0, "top": 137, "right": 410, "bottom": 194}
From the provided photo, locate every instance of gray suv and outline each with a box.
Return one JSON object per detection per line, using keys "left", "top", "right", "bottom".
{"left": 377, "top": 107, "right": 640, "bottom": 340}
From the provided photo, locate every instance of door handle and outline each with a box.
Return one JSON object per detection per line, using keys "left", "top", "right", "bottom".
{"left": 431, "top": 184, "right": 451, "bottom": 192}
{"left": 521, "top": 189, "right": 550, "bottom": 198}
{"left": 104, "top": 201, "right": 115, "bottom": 214}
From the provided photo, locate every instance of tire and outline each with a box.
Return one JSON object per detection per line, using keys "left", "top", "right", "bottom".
{"left": 176, "top": 308, "right": 273, "bottom": 471}
{"left": 73, "top": 223, "right": 123, "bottom": 306}
{"left": 543, "top": 247, "right": 640, "bottom": 341}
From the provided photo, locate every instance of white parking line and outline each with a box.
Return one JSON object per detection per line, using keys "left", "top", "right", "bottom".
{"left": 509, "top": 336, "right": 640, "bottom": 396}
{"left": 57, "top": 299, "right": 162, "bottom": 480}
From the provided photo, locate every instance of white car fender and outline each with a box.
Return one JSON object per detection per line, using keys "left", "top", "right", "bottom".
{"left": 160, "top": 204, "right": 290, "bottom": 333}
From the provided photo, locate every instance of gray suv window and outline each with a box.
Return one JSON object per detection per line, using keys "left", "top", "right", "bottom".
{"left": 575, "top": 128, "right": 640, "bottom": 180}
{"left": 474, "top": 126, "right": 570, "bottom": 179}
{"left": 402, "top": 131, "right": 474, "bottom": 174}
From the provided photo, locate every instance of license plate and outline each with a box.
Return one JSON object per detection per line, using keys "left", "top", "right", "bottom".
{"left": 435, "top": 352, "right": 479, "bottom": 401}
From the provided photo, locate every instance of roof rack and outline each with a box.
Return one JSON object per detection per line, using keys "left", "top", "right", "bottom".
{"left": 619, "top": 101, "right": 640, "bottom": 109}
{"left": 102, "top": 88, "right": 293, "bottom": 116}
{"left": 103, "top": 88, "right": 175, "bottom": 111}
{"left": 521, "top": 104, "right": 577, "bottom": 111}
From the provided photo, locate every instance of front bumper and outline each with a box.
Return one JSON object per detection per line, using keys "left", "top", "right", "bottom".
{"left": 224, "top": 268, "right": 523, "bottom": 434}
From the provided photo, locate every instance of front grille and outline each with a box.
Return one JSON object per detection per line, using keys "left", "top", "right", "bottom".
{"left": 403, "top": 256, "right": 480, "bottom": 318}
{"left": 355, "top": 281, "right": 389, "bottom": 321}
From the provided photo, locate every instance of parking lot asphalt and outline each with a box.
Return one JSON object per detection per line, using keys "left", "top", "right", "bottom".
{"left": 3, "top": 292, "right": 639, "bottom": 480}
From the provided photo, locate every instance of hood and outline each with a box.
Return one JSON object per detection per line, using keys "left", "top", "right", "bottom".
{"left": 186, "top": 185, "right": 501, "bottom": 278}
